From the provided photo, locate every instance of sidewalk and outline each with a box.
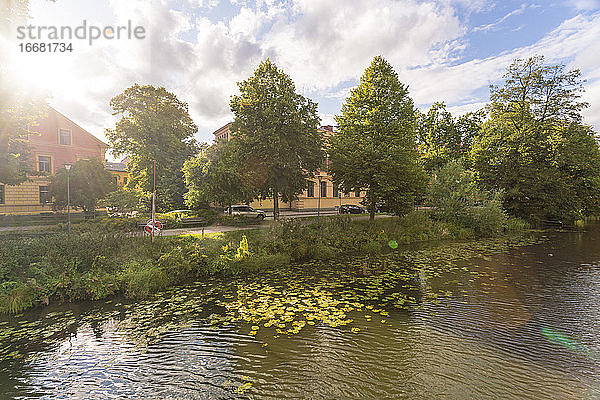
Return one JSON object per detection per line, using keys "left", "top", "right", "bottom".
{"left": 0, "top": 211, "right": 390, "bottom": 236}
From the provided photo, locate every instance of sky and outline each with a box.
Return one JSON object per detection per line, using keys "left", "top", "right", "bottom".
{"left": 2, "top": 0, "right": 600, "bottom": 160}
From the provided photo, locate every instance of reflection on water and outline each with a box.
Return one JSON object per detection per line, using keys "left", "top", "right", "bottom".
{"left": 1, "top": 228, "right": 600, "bottom": 399}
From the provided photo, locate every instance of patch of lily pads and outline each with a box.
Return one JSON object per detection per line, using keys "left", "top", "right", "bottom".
{"left": 0, "top": 235, "right": 541, "bottom": 367}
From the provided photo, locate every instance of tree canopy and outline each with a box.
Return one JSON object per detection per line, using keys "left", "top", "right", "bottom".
{"left": 416, "top": 102, "right": 485, "bottom": 173}
{"left": 105, "top": 84, "right": 198, "bottom": 211}
{"left": 230, "top": 59, "right": 322, "bottom": 219}
{"left": 49, "top": 159, "right": 115, "bottom": 213}
{"left": 328, "top": 56, "right": 427, "bottom": 219}
{"left": 470, "top": 56, "right": 600, "bottom": 221}
{"left": 183, "top": 140, "right": 255, "bottom": 211}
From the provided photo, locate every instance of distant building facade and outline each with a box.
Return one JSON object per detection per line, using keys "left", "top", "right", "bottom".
{"left": 106, "top": 159, "right": 129, "bottom": 187}
{"left": 212, "top": 123, "right": 365, "bottom": 211}
{"left": 0, "top": 107, "right": 108, "bottom": 215}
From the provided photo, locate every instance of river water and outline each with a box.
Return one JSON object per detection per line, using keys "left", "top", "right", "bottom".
{"left": 1, "top": 227, "right": 600, "bottom": 399}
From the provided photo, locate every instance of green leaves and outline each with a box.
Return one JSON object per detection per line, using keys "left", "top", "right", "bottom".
{"left": 416, "top": 102, "right": 485, "bottom": 172}
{"left": 49, "top": 159, "right": 115, "bottom": 213}
{"left": 329, "top": 56, "right": 427, "bottom": 218}
{"left": 105, "top": 84, "right": 199, "bottom": 211}
{"left": 183, "top": 141, "right": 257, "bottom": 210}
{"left": 471, "top": 57, "right": 600, "bottom": 222}
{"left": 230, "top": 59, "right": 323, "bottom": 218}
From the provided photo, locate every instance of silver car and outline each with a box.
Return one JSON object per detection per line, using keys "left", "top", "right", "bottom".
{"left": 225, "top": 205, "right": 266, "bottom": 220}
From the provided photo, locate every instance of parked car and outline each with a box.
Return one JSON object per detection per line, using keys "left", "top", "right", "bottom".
{"left": 359, "top": 200, "right": 389, "bottom": 214}
{"left": 339, "top": 204, "right": 365, "bottom": 214}
{"left": 225, "top": 205, "right": 266, "bottom": 220}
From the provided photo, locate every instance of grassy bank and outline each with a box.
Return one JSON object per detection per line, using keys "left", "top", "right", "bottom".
{"left": 0, "top": 211, "right": 527, "bottom": 314}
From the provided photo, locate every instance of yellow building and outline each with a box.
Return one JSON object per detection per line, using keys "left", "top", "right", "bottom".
{"left": 212, "top": 123, "right": 365, "bottom": 211}
{"left": 106, "top": 160, "right": 130, "bottom": 187}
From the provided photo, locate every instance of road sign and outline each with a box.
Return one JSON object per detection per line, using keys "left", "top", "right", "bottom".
{"left": 145, "top": 220, "right": 162, "bottom": 234}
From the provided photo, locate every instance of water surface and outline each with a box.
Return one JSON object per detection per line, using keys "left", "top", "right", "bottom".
{"left": 1, "top": 228, "right": 600, "bottom": 399}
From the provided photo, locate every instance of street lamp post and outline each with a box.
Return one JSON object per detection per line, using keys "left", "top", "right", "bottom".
{"left": 317, "top": 175, "right": 322, "bottom": 223}
{"left": 65, "top": 164, "right": 72, "bottom": 235}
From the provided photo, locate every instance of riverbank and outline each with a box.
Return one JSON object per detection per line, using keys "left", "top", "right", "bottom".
{"left": 0, "top": 211, "right": 528, "bottom": 314}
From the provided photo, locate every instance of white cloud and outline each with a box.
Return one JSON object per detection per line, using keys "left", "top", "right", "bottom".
{"left": 9, "top": 0, "right": 600, "bottom": 153}
{"left": 403, "top": 12, "right": 600, "bottom": 132}
{"left": 262, "top": 0, "right": 465, "bottom": 90}
{"left": 473, "top": 3, "right": 528, "bottom": 32}
{"left": 566, "top": 0, "right": 600, "bottom": 10}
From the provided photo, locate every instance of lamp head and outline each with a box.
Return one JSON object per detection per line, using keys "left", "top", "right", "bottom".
{"left": 64, "top": 164, "right": 72, "bottom": 171}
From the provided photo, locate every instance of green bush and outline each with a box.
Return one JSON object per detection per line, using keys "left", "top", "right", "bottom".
{"left": 0, "top": 281, "right": 41, "bottom": 314}
{"left": 120, "top": 260, "right": 170, "bottom": 298}
{"left": 460, "top": 202, "right": 508, "bottom": 235}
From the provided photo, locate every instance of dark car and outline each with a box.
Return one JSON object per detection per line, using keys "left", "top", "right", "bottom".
{"left": 359, "top": 201, "right": 389, "bottom": 213}
{"left": 339, "top": 204, "right": 365, "bottom": 214}
{"left": 375, "top": 203, "right": 389, "bottom": 213}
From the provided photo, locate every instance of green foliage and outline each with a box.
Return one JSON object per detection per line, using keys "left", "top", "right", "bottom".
{"left": 416, "top": 102, "right": 485, "bottom": 172}
{"left": 230, "top": 59, "right": 323, "bottom": 219}
{"left": 99, "top": 188, "right": 144, "bottom": 216}
{"left": 121, "top": 260, "right": 170, "bottom": 298}
{"left": 428, "top": 161, "right": 507, "bottom": 235}
{"left": 49, "top": 159, "right": 115, "bottom": 213}
{"left": 106, "top": 84, "right": 199, "bottom": 211}
{"left": 329, "top": 56, "right": 428, "bottom": 219}
{"left": 0, "top": 208, "right": 527, "bottom": 314}
{"left": 183, "top": 141, "right": 256, "bottom": 210}
{"left": 471, "top": 56, "right": 600, "bottom": 222}
{"left": 0, "top": 281, "right": 40, "bottom": 314}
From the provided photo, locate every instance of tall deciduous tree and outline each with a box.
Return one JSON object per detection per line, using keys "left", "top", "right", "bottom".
{"left": 471, "top": 56, "right": 600, "bottom": 221}
{"left": 106, "top": 84, "right": 198, "bottom": 211}
{"left": 329, "top": 56, "right": 427, "bottom": 220}
{"left": 230, "top": 59, "right": 322, "bottom": 219}
{"left": 183, "top": 141, "right": 255, "bottom": 211}
{"left": 49, "top": 159, "right": 115, "bottom": 213}
{"left": 416, "top": 102, "right": 485, "bottom": 173}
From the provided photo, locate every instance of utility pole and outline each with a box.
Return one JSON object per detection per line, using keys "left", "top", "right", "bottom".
{"left": 65, "top": 164, "right": 72, "bottom": 235}
{"left": 152, "top": 160, "right": 156, "bottom": 243}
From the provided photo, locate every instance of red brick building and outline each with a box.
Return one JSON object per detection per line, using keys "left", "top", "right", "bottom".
{"left": 0, "top": 107, "right": 108, "bottom": 215}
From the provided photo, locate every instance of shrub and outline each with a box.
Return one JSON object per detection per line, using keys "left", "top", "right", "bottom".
{"left": 0, "top": 281, "right": 41, "bottom": 314}
{"left": 460, "top": 202, "right": 508, "bottom": 236}
{"left": 121, "top": 260, "right": 170, "bottom": 298}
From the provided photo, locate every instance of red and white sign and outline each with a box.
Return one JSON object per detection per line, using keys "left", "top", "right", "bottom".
{"left": 145, "top": 220, "right": 162, "bottom": 234}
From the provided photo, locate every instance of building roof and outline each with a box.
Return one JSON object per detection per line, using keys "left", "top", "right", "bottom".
{"left": 105, "top": 161, "right": 127, "bottom": 172}
{"left": 49, "top": 106, "right": 109, "bottom": 148}
{"left": 212, "top": 122, "right": 232, "bottom": 137}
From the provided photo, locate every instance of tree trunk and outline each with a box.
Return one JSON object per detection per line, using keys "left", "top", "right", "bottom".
{"left": 368, "top": 190, "right": 375, "bottom": 221}
{"left": 228, "top": 203, "right": 232, "bottom": 215}
{"left": 273, "top": 192, "right": 280, "bottom": 220}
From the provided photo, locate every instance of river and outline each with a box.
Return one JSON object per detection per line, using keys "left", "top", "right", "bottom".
{"left": 1, "top": 226, "right": 599, "bottom": 399}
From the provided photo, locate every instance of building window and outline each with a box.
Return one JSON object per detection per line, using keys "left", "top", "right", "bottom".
{"left": 320, "top": 181, "right": 327, "bottom": 198}
{"left": 307, "top": 181, "right": 314, "bottom": 197}
{"left": 332, "top": 183, "right": 339, "bottom": 198}
{"left": 123, "top": 177, "right": 128, "bottom": 185}
{"left": 39, "top": 186, "right": 50, "bottom": 204}
{"left": 59, "top": 129, "right": 71, "bottom": 145}
{"left": 355, "top": 189, "right": 361, "bottom": 197}
{"left": 114, "top": 176, "right": 118, "bottom": 185}
{"left": 38, "top": 156, "right": 52, "bottom": 173}
{"left": 0, "top": 185, "right": 4, "bottom": 204}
